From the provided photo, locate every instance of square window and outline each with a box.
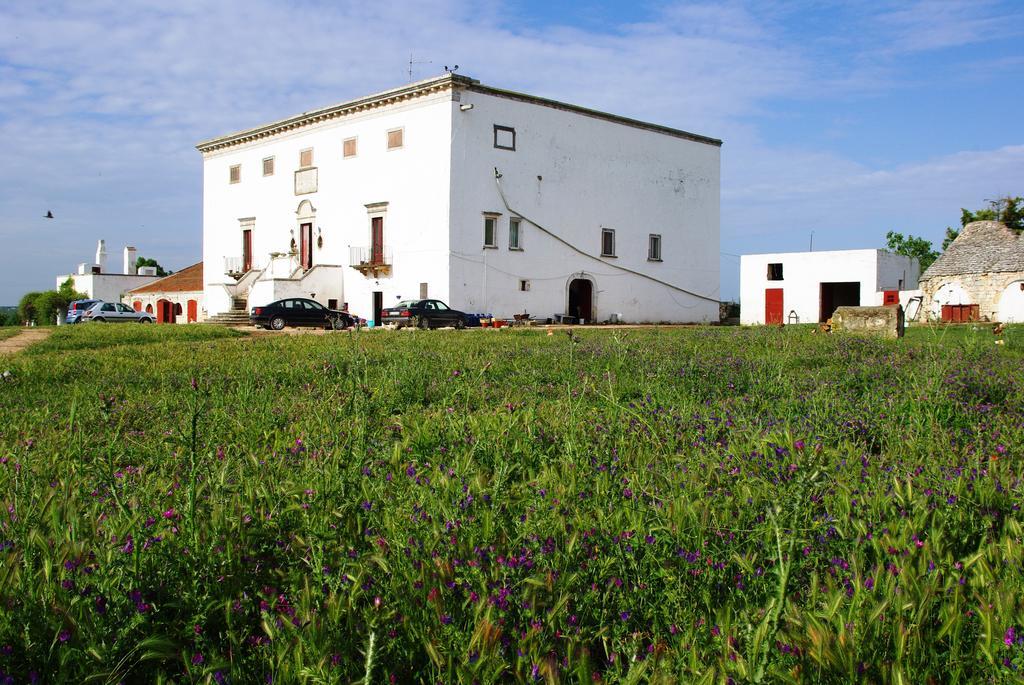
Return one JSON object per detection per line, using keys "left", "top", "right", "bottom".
{"left": 494, "top": 125, "right": 516, "bottom": 151}
{"left": 299, "top": 148, "right": 314, "bottom": 168}
{"left": 509, "top": 218, "right": 521, "bottom": 249}
{"left": 519, "top": 279, "right": 530, "bottom": 292}
{"left": 767, "top": 263, "right": 783, "bottom": 280}
{"left": 229, "top": 164, "right": 240, "bottom": 184}
{"left": 648, "top": 234, "right": 662, "bottom": 261}
{"left": 601, "top": 228, "right": 616, "bottom": 257}
{"left": 343, "top": 137, "right": 357, "bottom": 158}
{"left": 262, "top": 157, "right": 274, "bottom": 176}
{"left": 483, "top": 215, "right": 498, "bottom": 248}
{"left": 419, "top": 282, "right": 428, "bottom": 299}
{"left": 387, "top": 128, "right": 403, "bottom": 150}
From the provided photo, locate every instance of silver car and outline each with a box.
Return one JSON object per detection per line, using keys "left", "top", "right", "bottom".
{"left": 82, "top": 301, "right": 155, "bottom": 323}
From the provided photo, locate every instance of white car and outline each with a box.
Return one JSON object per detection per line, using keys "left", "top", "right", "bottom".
{"left": 82, "top": 301, "right": 155, "bottom": 323}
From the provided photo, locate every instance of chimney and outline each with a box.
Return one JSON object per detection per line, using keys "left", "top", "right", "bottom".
{"left": 95, "top": 239, "right": 107, "bottom": 274}
{"left": 124, "top": 246, "right": 137, "bottom": 275}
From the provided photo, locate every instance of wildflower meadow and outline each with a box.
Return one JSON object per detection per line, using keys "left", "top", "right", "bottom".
{"left": 0, "top": 324, "right": 1022, "bottom": 683}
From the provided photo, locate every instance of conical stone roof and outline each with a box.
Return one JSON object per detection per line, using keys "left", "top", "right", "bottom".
{"left": 920, "top": 221, "right": 1024, "bottom": 281}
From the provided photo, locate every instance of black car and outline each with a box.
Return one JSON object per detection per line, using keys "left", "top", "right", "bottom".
{"left": 250, "top": 298, "right": 355, "bottom": 330}
{"left": 381, "top": 299, "right": 469, "bottom": 329}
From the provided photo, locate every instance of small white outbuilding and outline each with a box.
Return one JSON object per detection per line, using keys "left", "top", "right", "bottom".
{"left": 740, "top": 249, "right": 920, "bottom": 325}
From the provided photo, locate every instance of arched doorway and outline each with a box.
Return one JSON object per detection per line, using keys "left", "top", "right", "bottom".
{"left": 157, "top": 299, "right": 174, "bottom": 324}
{"left": 567, "top": 276, "right": 594, "bottom": 323}
{"left": 187, "top": 299, "right": 198, "bottom": 323}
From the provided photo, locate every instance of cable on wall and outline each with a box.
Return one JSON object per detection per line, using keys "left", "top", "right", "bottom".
{"left": 492, "top": 168, "right": 721, "bottom": 305}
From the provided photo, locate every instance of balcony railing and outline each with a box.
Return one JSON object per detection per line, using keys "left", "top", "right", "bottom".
{"left": 349, "top": 246, "right": 392, "bottom": 277}
{"left": 224, "top": 256, "right": 243, "bottom": 275}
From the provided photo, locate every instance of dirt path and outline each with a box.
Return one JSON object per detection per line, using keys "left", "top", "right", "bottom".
{"left": 0, "top": 328, "right": 53, "bottom": 355}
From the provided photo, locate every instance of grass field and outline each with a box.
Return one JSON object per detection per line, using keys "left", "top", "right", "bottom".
{"left": 1, "top": 324, "right": 1022, "bottom": 683}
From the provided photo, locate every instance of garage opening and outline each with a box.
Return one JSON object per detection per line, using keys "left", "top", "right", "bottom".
{"left": 820, "top": 282, "right": 860, "bottom": 322}
{"left": 568, "top": 278, "right": 593, "bottom": 323}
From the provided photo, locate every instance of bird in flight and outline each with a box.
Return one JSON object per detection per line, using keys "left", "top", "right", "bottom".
{"left": 44, "top": 211, "right": 54, "bottom": 219}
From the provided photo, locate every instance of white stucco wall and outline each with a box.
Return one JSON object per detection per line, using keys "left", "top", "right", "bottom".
{"left": 58, "top": 273, "right": 161, "bottom": 302}
{"left": 447, "top": 90, "right": 720, "bottom": 323}
{"left": 201, "top": 90, "right": 453, "bottom": 319}
{"left": 739, "top": 249, "right": 919, "bottom": 325}
{"left": 200, "top": 77, "right": 721, "bottom": 323}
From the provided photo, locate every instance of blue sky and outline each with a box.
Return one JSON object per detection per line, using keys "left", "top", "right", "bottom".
{"left": 1, "top": 0, "right": 1022, "bottom": 304}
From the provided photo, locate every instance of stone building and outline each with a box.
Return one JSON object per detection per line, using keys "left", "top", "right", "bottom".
{"left": 919, "top": 221, "right": 1024, "bottom": 322}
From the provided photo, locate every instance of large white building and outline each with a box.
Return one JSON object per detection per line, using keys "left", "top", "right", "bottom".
{"left": 197, "top": 73, "right": 721, "bottom": 324}
{"left": 740, "top": 249, "right": 920, "bottom": 325}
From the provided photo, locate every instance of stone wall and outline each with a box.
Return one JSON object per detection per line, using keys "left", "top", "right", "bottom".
{"left": 832, "top": 305, "right": 904, "bottom": 338}
{"left": 920, "top": 271, "right": 1024, "bottom": 322}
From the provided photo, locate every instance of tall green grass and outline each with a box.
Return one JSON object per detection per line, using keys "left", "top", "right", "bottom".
{"left": 0, "top": 325, "right": 1021, "bottom": 683}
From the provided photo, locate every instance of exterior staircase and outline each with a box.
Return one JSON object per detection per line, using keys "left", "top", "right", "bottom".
{"left": 204, "top": 297, "right": 251, "bottom": 327}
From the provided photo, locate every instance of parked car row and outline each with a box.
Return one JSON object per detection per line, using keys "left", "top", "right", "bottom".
{"left": 67, "top": 299, "right": 155, "bottom": 324}
{"left": 381, "top": 299, "right": 472, "bottom": 329}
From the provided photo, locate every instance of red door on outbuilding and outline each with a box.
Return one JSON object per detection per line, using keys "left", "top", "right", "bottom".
{"left": 156, "top": 299, "right": 174, "bottom": 324}
{"left": 765, "top": 288, "right": 784, "bottom": 325}
{"left": 187, "top": 300, "right": 197, "bottom": 323}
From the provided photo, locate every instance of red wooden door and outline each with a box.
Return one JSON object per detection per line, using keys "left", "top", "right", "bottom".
{"left": 371, "top": 217, "right": 384, "bottom": 264}
{"left": 187, "top": 299, "right": 197, "bottom": 323}
{"left": 883, "top": 290, "right": 898, "bottom": 306}
{"left": 765, "top": 288, "right": 784, "bottom": 325}
{"left": 300, "top": 223, "right": 313, "bottom": 270}
{"left": 132, "top": 300, "right": 142, "bottom": 311}
{"left": 242, "top": 229, "right": 252, "bottom": 272}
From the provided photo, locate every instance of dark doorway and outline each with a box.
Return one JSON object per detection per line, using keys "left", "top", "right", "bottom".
{"left": 242, "top": 229, "right": 253, "bottom": 272}
{"left": 765, "top": 288, "right": 784, "bottom": 325}
{"left": 371, "top": 217, "right": 384, "bottom": 265}
{"left": 820, "top": 282, "right": 860, "bottom": 322}
{"left": 299, "top": 223, "right": 313, "bottom": 270}
{"left": 567, "top": 278, "right": 593, "bottom": 323}
{"left": 372, "top": 291, "right": 383, "bottom": 326}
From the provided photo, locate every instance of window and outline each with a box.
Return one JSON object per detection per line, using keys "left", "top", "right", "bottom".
{"left": 519, "top": 279, "right": 530, "bottom": 291}
{"left": 494, "top": 125, "right": 516, "bottom": 151}
{"left": 229, "top": 164, "right": 240, "bottom": 184}
{"left": 299, "top": 148, "right": 314, "bottom": 168}
{"left": 387, "top": 128, "right": 403, "bottom": 150}
{"left": 419, "top": 282, "right": 428, "bottom": 299}
{"left": 483, "top": 214, "right": 499, "bottom": 248}
{"left": 648, "top": 234, "right": 662, "bottom": 261}
{"left": 262, "top": 157, "right": 275, "bottom": 176}
{"left": 343, "top": 137, "right": 357, "bottom": 158}
{"left": 767, "top": 263, "right": 783, "bottom": 280}
{"left": 509, "top": 218, "right": 522, "bottom": 250}
{"left": 601, "top": 228, "right": 616, "bottom": 257}
{"left": 433, "top": 300, "right": 449, "bottom": 310}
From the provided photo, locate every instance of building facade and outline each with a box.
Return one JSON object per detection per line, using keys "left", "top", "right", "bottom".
{"left": 124, "top": 262, "right": 205, "bottom": 324}
{"left": 919, "top": 221, "right": 1024, "bottom": 323}
{"left": 198, "top": 73, "right": 721, "bottom": 324}
{"left": 57, "top": 240, "right": 161, "bottom": 302}
{"left": 740, "top": 249, "right": 920, "bottom": 325}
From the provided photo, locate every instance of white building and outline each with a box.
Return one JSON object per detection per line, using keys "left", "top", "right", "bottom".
{"left": 124, "top": 262, "right": 205, "bottom": 324}
{"left": 740, "top": 249, "right": 920, "bottom": 325}
{"left": 197, "top": 73, "right": 721, "bottom": 324}
{"left": 57, "top": 240, "right": 161, "bottom": 302}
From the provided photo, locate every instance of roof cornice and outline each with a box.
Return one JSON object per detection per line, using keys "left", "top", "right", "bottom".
{"left": 196, "top": 74, "right": 471, "bottom": 153}
{"left": 195, "top": 73, "right": 722, "bottom": 153}
{"left": 465, "top": 83, "right": 722, "bottom": 147}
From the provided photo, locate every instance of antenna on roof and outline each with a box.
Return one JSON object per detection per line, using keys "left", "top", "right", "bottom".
{"left": 408, "top": 53, "right": 432, "bottom": 82}
{"left": 444, "top": 65, "right": 459, "bottom": 74}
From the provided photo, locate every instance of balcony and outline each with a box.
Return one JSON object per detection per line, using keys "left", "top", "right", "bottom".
{"left": 350, "top": 246, "right": 392, "bottom": 277}
{"left": 224, "top": 256, "right": 243, "bottom": 276}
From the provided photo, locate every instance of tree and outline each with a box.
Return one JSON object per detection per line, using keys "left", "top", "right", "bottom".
{"left": 944, "top": 195, "right": 1024, "bottom": 248}
{"left": 886, "top": 231, "right": 939, "bottom": 271}
{"left": 14, "top": 279, "right": 88, "bottom": 325}
{"left": 136, "top": 257, "right": 170, "bottom": 277}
